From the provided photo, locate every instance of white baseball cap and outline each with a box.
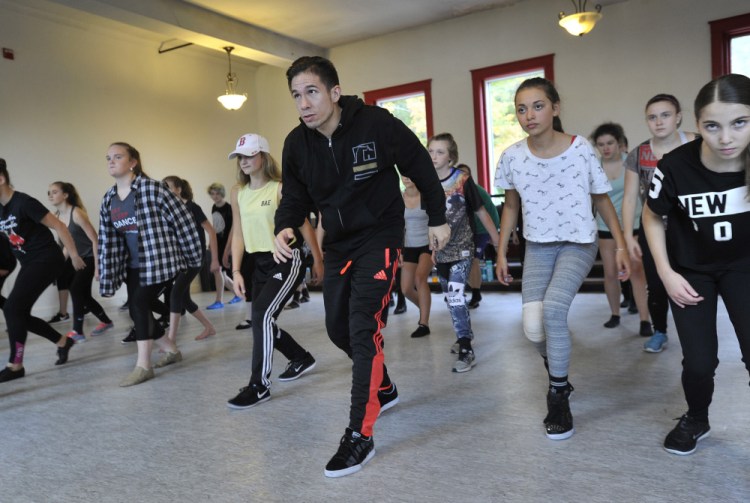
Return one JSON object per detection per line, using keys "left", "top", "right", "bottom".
{"left": 228, "top": 133, "right": 270, "bottom": 159}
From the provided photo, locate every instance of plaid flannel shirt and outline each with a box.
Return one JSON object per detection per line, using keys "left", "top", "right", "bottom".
{"left": 98, "top": 176, "right": 202, "bottom": 296}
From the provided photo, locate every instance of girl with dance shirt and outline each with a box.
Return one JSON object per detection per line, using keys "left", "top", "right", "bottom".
{"left": 622, "top": 94, "right": 696, "bottom": 353}
{"left": 206, "top": 183, "right": 241, "bottom": 308}
{"left": 163, "top": 176, "right": 218, "bottom": 342}
{"left": 0, "top": 159, "right": 84, "bottom": 382}
{"left": 400, "top": 176, "right": 432, "bottom": 338}
{"left": 98, "top": 143, "right": 202, "bottom": 387}
{"left": 225, "top": 134, "right": 323, "bottom": 409}
{"left": 429, "top": 132, "right": 500, "bottom": 373}
{"left": 48, "top": 182, "right": 114, "bottom": 342}
{"left": 590, "top": 124, "right": 651, "bottom": 335}
{"left": 643, "top": 73, "right": 750, "bottom": 455}
{"left": 495, "top": 78, "right": 630, "bottom": 440}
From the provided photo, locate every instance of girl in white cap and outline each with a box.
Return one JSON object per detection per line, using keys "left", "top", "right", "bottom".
{"left": 226, "top": 133, "right": 323, "bottom": 409}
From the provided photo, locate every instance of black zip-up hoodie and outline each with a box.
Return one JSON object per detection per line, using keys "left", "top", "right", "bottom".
{"left": 275, "top": 95, "right": 446, "bottom": 256}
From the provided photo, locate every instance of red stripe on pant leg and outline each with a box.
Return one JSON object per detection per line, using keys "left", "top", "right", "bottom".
{"left": 360, "top": 249, "right": 400, "bottom": 436}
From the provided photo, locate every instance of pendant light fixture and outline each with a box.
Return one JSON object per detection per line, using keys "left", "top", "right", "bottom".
{"left": 558, "top": 1, "right": 603, "bottom": 37}
{"left": 217, "top": 46, "right": 247, "bottom": 110}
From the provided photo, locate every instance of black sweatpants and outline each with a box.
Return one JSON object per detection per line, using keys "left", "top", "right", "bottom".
{"left": 324, "top": 246, "right": 398, "bottom": 437}
{"left": 70, "top": 256, "right": 111, "bottom": 334}
{"left": 670, "top": 267, "right": 750, "bottom": 422}
{"left": 4, "top": 251, "right": 66, "bottom": 364}
{"left": 639, "top": 223, "right": 670, "bottom": 333}
{"left": 249, "top": 250, "right": 307, "bottom": 388}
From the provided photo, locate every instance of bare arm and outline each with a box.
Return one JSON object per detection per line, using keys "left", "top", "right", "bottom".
{"left": 201, "top": 219, "right": 220, "bottom": 273}
{"left": 592, "top": 193, "right": 630, "bottom": 281}
{"left": 621, "top": 169, "right": 642, "bottom": 261}
{"left": 475, "top": 207, "right": 500, "bottom": 248}
{"left": 641, "top": 203, "right": 703, "bottom": 308}
{"left": 495, "top": 190, "right": 520, "bottom": 285}
{"left": 229, "top": 185, "right": 246, "bottom": 296}
{"left": 42, "top": 213, "right": 85, "bottom": 270}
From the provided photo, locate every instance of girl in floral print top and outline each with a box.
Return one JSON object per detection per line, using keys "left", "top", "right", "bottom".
{"left": 494, "top": 77, "right": 630, "bottom": 441}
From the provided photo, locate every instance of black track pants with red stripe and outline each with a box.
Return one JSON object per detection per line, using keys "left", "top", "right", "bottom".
{"left": 323, "top": 247, "right": 398, "bottom": 437}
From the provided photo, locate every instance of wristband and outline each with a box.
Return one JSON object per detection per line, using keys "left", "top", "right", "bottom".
{"left": 232, "top": 270, "right": 241, "bottom": 275}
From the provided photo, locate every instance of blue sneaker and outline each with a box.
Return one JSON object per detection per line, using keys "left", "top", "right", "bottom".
{"left": 206, "top": 301, "right": 224, "bottom": 310}
{"left": 227, "top": 296, "right": 243, "bottom": 305}
{"left": 643, "top": 331, "right": 668, "bottom": 353}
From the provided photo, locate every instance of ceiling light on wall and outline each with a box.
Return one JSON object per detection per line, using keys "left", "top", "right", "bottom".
{"left": 558, "top": 1, "right": 603, "bottom": 37}
{"left": 217, "top": 46, "right": 247, "bottom": 110}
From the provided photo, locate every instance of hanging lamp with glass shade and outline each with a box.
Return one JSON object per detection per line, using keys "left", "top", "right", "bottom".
{"left": 558, "top": 1, "right": 603, "bottom": 37}
{"left": 217, "top": 46, "right": 247, "bottom": 110}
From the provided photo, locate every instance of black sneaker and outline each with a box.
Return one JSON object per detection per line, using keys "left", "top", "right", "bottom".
{"left": 48, "top": 312, "right": 70, "bottom": 323}
{"left": 235, "top": 319, "right": 252, "bottom": 330}
{"left": 55, "top": 336, "right": 75, "bottom": 365}
{"left": 544, "top": 386, "right": 574, "bottom": 440}
{"left": 603, "top": 315, "right": 620, "bottom": 328}
{"left": 324, "top": 428, "right": 375, "bottom": 478}
{"left": 664, "top": 414, "right": 710, "bottom": 455}
{"left": 378, "top": 383, "right": 399, "bottom": 415}
{"left": 227, "top": 383, "right": 271, "bottom": 410}
{"left": 639, "top": 321, "right": 654, "bottom": 337}
{"left": 467, "top": 292, "right": 482, "bottom": 309}
{"left": 278, "top": 353, "right": 316, "bottom": 381}
{"left": 121, "top": 327, "right": 136, "bottom": 344}
{"left": 628, "top": 299, "right": 638, "bottom": 314}
{"left": 0, "top": 366, "right": 25, "bottom": 383}
{"left": 119, "top": 301, "right": 129, "bottom": 311}
{"left": 284, "top": 300, "right": 300, "bottom": 310}
{"left": 410, "top": 324, "right": 430, "bottom": 338}
{"left": 300, "top": 288, "right": 310, "bottom": 303}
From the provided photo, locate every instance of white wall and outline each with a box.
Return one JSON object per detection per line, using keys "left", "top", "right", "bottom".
{"left": 0, "top": 0, "right": 262, "bottom": 311}
{"left": 325, "top": 0, "right": 749, "bottom": 177}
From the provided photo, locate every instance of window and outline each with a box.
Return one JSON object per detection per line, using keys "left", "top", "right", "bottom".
{"left": 471, "top": 55, "right": 554, "bottom": 193}
{"left": 363, "top": 80, "right": 433, "bottom": 146}
{"left": 710, "top": 12, "right": 750, "bottom": 78}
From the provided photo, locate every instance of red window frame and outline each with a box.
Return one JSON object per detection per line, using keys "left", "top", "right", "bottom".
{"left": 710, "top": 12, "right": 750, "bottom": 78}
{"left": 471, "top": 54, "right": 554, "bottom": 189}
{"left": 363, "top": 79, "right": 434, "bottom": 140}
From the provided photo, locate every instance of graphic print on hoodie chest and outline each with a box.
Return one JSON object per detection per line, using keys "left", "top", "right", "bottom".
{"left": 352, "top": 141, "right": 378, "bottom": 181}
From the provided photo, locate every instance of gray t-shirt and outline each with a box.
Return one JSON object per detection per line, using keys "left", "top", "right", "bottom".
{"left": 110, "top": 190, "right": 139, "bottom": 268}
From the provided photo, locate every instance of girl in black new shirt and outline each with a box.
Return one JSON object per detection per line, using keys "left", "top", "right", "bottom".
{"left": 643, "top": 74, "right": 750, "bottom": 455}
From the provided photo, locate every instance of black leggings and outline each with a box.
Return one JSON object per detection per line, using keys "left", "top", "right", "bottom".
{"left": 126, "top": 268, "right": 171, "bottom": 342}
{"left": 639, "top": 223, "right": 670, "bottom": 333}
{"left": 170, "top": 266, "right": 201, "bottom": 314}
{"left": 3, "top": 252, "right": 66, "bottom": 364}
{"left": 670, "top": 267, "right": 750, "bottom": 422}
{"left": 70, "top": 256, "right": 112, "bottom": 334}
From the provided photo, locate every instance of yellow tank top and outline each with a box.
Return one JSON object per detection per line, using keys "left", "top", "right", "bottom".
{"left": 237, "top": 181, "right": 279, "bottom": 253}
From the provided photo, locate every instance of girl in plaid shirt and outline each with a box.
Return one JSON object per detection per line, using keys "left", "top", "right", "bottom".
{"left": 98, "top": 142, "right": 202, "bottom": 387}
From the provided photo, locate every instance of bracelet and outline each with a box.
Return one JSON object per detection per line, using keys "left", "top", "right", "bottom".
{"left": 232, "top": 270, "right": 241, "bottom": 275}
{"left": 615, "top": 248, "right": 626, "bottom": 252}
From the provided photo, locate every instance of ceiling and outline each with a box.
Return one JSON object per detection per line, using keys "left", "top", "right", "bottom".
{"left": 182, "top": 0, "right": 523, "bottom": 48}
{"left": 39, "top": 0, "right": 627, "bottom": 67}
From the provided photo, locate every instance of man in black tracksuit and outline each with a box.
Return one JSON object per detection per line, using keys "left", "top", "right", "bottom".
{"left": 274, "top": 56, "right": 450, "bottom": 478}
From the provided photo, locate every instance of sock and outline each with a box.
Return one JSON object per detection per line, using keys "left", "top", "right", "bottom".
{"left": 549, "top": 375, "right": 569, "bottom": 391}
{"left": 458, "top": 337, "right": 472, "bottom": 352}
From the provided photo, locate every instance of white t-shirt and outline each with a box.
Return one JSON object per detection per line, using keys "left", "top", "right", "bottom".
{"left": 495, "top": 135, "right": 611, "bottom": 243}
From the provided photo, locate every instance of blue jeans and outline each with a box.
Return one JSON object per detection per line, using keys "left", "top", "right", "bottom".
{"left": 521, "top": 241, "right": 597, "bottom": 378}
{"left": 437, "top": 258, "right": 473, "bottom": 340}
